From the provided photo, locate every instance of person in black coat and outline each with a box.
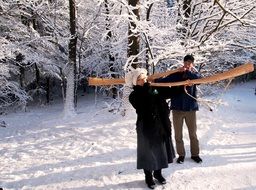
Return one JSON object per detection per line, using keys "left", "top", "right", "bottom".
{"left": 155, "top": 54, "right": 202, "bottom": 164}
{"left": 128, "top": 68, "right": 176, "bottom": 189}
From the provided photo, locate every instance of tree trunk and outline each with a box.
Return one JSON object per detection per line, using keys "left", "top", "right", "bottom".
{"left": 60, "top": 68, "right": 66, "bottom": 102}
{"left": 19, "top": 66, "right": 25, "bottom": 88}
{"left": 34, "top": 63, "right": 40, "bottom": 87}
{"left": 46, "top": 77, "right": 50, "bottom": 103}
{"left": 105, "top": 0, "right": 117, "bottom": 98}
{"left": 145, "top": 3, "right": 154, "bottom": 72}
{"left": 16, "top": 53, "right": 25, "bottom": 88}
{"left": 34, "top": 63, "right": 40, "bottom": 100}
{"left": 128, "top": 0, "right": 140, "bottom": 69}
{"left": 64, "top": 0, "right": 77, "bottom": 116}
{"left": 177, "top": 0, "right": 191, "bottom": 45}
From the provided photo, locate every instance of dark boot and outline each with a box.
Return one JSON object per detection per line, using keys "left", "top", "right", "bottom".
{"left": 153, "top": 169, "right": 166, "bottom": 184}
{"left": 191, "top": 156, "right": 202, "bottom": 163}
{"left": 177, "top": 156, "right": 185, "bottom": 164}
{"left": 144, "top": 170, "right": 155, "bottom": 189}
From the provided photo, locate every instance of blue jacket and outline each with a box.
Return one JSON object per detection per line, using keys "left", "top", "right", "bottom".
{"left": 156, "top": 70, "right": 201, "bottom": 111}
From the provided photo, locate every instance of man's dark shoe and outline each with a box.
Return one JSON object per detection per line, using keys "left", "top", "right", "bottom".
{"left": 191, "top": 156, "right": 202, "bottom": 163}
{"left": 153, "top": 170, "right": 166, "bottom": 184}
{"left": 177, "top": 156, "right": 185, "bottom": 164}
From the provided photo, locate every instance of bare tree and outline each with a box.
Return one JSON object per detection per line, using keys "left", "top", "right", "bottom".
{"left": 64, "top": 0, "right": 77, "bottom": 116}
{"left": 105, "top": 0, "right": 117, "bottom": 98}
{"left": 128, "top": 0, "right": 140, "bottom": 69}
{"left": 145, "top": 2, "right": 154, "bottom": 72}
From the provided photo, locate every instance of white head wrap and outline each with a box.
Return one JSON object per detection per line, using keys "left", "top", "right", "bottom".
{"left": 125, "top": 67, "right": 147, "bottom": 87}
{"left": 132, "top": 68, "right": 147, "bottom": 86}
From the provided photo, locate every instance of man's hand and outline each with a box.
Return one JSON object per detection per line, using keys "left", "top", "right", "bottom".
{"left": 179, "top": 67, "right": 186, "bottom": 72}
{"left": 178, "top": 67, "right": 187, "bottom": 72}
{"left": 185, "top": 79, "right": 193, "bottom": 86}
{"left": 147, "top": 77, "right": 154, "bottom": 83}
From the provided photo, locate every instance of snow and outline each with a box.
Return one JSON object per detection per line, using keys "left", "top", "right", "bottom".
{"left": 0, "top": 81, "right": 256, "bottom": 190}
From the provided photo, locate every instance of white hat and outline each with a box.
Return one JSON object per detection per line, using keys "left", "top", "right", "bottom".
{"left": 125, "top": 68, "right": 147, "bottom": 87}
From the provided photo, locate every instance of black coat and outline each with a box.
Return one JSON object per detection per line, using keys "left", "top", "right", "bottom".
{"left": 129, "top": 83, "right": 175, "bottom": 170}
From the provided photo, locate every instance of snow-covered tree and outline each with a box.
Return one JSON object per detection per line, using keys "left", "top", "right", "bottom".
{"left": 0, "top": 0, "right": 71, "bottom": 110}
{"left": 0, "top": 0, "right": 255, "bottom": 112}
{"left": 63, "top": 0, "right": 77, "bottom": 117}
{"left": 0, "top": 60, "right": 30, "bottom": 112}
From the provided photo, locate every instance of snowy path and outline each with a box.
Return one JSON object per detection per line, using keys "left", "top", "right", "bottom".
{"left": 0, "top": 81, "right": 256, "bottom": 190}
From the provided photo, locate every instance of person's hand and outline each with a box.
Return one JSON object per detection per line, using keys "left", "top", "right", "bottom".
{"left": 147, "top": 77, "right": 154, "bottom": 83}
{"left": 178, "top": 66, "right": 187, "bottom": 72}
{"left": 185, "top": 79, "right": 193, "bottom": 86}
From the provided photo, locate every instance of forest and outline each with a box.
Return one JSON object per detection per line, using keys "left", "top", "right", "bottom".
{"left": 1, "top": 0, "right": 256, "bottom": 115}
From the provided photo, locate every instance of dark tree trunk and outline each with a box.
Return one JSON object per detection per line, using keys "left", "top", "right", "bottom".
{"left": 183, "top": 0, "right": 191, "bottom": 36}
{"left": 105, "top": 0, "right": 117, "bottom": 98}
{"left": 69, "top": 0, "right": 78, "bottom": 107}
{"left": 16, "top": 53, "right": 25, "bottom": 88}
{"left": 128, "top": 0, "right": 140, "bottom": 69}
{"left": 145, "top": 3, "right": 154, "bottom": 72}
{"left": 64, "top": 0, "right": 77, "bottom": 115}
{"left": 34, "top": 63, "right": 40, "bottom": 87}
{"left": 177, "top": 0, "right": 192, "bottom": 44}
{"left": 19, "top": 66, "right": 25, "bottom": 88}
{"left": 46, "top": 77, "right": 50, "bottom": 103}
{"left": 60, "top": 68, "right": 66, "bottom": 101}
{"left": 34, "top": 63, "right": 41, "bottom": 99}
{"left": 183, "top": 0, "right": 191, "bottom": 18}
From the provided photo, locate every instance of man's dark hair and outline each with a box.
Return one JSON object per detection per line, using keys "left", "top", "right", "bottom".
{"left": 183, "top": 54, "right": 194, "bottom": 62}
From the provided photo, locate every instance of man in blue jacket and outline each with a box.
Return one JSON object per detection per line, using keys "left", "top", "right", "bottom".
{"left": 156, "top": 54, "right": 202, "bottom": 164}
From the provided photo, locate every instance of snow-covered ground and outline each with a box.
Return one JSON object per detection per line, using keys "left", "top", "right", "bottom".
{"left": 0, "top": 81, "right": 256, "bottom": 190}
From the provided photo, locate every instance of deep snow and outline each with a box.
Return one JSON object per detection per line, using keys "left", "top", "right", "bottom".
{"left": 0, "top": 80, "right": 256, "bottom": 190}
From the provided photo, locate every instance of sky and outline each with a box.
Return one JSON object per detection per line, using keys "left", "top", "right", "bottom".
{"left": 0, "top": 80, "right": 256, "bottom": 190}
